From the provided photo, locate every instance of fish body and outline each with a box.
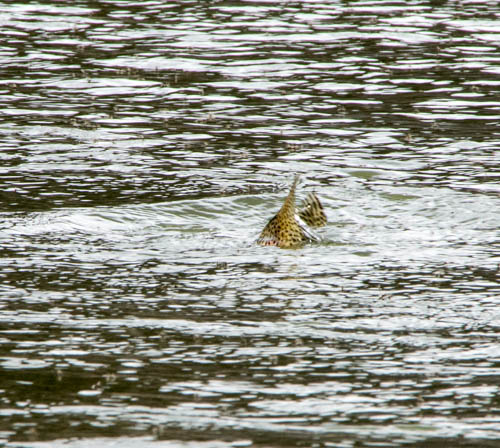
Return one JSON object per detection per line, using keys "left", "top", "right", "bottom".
{"left": 257, "top": 176, "right": 326, "bottom": 248}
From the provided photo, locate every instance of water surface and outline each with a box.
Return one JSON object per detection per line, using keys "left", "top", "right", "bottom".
{"left": 1, "top": 1, "right": 499, "bottom": 447}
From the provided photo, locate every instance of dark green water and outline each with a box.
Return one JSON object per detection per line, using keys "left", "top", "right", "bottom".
{"left": 0, "top": 1, "right": 499, "bottom": 447}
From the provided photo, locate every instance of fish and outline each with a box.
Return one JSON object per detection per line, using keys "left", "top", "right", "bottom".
{"left": 257, "top": 175, "right": 326, "bottom": 248}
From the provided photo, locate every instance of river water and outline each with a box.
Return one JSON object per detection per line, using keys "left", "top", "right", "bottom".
{"left": 1, "top": 1, "right": 499, "bottom": 447}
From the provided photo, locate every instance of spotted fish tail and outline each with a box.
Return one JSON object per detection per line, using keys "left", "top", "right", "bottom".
{"left": 298, "top": 192, "right": 327, "bottom": 228}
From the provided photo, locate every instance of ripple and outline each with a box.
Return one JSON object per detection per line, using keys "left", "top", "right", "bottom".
{"left": 1, "top": 1, "right": 500, "bottom": 447}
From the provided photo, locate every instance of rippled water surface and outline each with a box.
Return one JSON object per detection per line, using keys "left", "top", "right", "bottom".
{"left": 1, "top": 1, "right": 499, "bottom": 447}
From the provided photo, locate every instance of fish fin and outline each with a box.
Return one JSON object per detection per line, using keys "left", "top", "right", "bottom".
{"left": 298, "top": 192, "right": 327, "bottom": 228}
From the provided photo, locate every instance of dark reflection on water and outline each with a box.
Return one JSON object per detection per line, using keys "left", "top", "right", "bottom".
{"left": 1, "top": 1, "right": 499, "bottom": 447}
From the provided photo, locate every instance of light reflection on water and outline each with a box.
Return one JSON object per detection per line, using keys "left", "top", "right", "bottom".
{"left": 1, "top": 0, "right": 500, "bottom": 447}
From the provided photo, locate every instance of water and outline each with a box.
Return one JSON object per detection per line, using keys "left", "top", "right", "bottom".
{"left": 1, "top": 1, "right": 499, "bottom": 447}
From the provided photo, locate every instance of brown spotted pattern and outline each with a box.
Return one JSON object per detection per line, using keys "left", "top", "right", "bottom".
{"left": 299, "top": 192, "right": 327, "bottom": 228}
{"left": 257, "top": 176, "right": 327, "bottom": 249}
